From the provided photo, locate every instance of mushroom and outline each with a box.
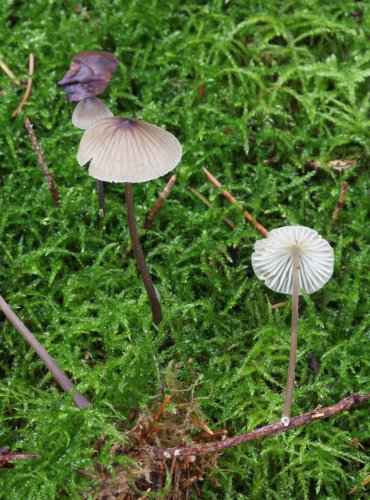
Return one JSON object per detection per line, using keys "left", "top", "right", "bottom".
{"left": 72, "top": 97, "right": 114, "bottom": 216}
{"left": 72, "top": 96, "right": 113, "bottom": 130}
{"left": 251, "top": 226, "right": 334, "bottom": 426}
{"left": 77, "top": 116, "right": 182, "bottom": 325}
{"left": 58, "top": 50, "right": 119, "bottom": 102}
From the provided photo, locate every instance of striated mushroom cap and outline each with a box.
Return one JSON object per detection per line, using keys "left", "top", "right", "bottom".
{"left": 72, "top": 97, "right": 113, "bottom": 129}
{"left": 77, "top": 117, "right": 182, "bottom": 183}
{"left": 252, "top": 226, "right": 334, "bottom": 295}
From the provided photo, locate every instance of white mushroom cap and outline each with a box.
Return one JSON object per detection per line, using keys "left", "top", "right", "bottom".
{"left": 72, "top": 97, "right": 113, "bottom": 129}
{"left": 252, "top": 226, "right": 334, "bottom": 295}
{"left": 77, "top": 117, "right": 182, "bottom": 183}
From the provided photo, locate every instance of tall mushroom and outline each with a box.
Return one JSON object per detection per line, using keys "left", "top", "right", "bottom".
{"left": 251, "top": 226, "right": 334, "bottom": 426}
{"left": 77, "top": 116, "right": 182, "bottom": 325}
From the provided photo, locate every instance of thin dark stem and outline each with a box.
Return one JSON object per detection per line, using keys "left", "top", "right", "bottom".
{"left": 96, "top": 180, "right": 106, "bottom": 217}
{"left": 151, "top": 393, "right": 370, "bottom": 459}
{"left": 282, "top": 250, "right": 300, "bottom": 426}
{"left": 124, "top": 183, "right": 162, "bottom": 325}
{"left": 0, "top": 295, "right": 90, "bottom": 409}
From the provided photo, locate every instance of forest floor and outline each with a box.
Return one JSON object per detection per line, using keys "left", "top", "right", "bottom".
{"left": 0, "top": 1, "right": 369, "bottom": 498}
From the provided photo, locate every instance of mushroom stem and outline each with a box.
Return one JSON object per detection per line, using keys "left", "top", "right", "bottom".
{"left": 124, "top": 183, "right": 163, "bottom": 325}
{"left": 282, "top": 250, "right": 300, "bottom": 426}
{"left": 96, "top": 180, "right": 106, "bottom": 217}
{"left": 0, "top": 295, "right": 90, "bottom": 409}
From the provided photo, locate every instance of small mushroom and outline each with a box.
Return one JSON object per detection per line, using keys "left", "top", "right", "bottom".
{"left": 58, "top": 50, "right": 118, "bottom": 102}
{"left": 252, "top": 225, "right": 334, "bottom": 426}
{"left": 77, "top": 116, "right": 182, "bottom": 325}
{"left": 72, "top": 97, "right": 114, "bottom": 216}
{"left": 72, "top": 97, "right": 113, "bottom": 130}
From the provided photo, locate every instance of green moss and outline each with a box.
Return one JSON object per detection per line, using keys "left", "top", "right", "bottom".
{"left": 0, "top": 0, "right": 369, "bottom": 498}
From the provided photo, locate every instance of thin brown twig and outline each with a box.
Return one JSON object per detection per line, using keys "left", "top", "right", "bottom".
{"left": 142, "top": 175, "right": 177, "bottom": 230}
{"left": 271, "top": 301, "right": 289, "bottom": 309}
{"left": 24, "top": 117, "right": 60, "bottom": 206}
{"left": 332, "top": 181, "right": 348, "bottom": 225}
{"left": 154, "top": 394, "right": 174, "bottom": 421}
{"left": 348, "top": 474, "right": 370, "bottom": 496}
{"left": 12, "top": 53, "right": 34, "bottom": 117}
{"left": 190, "top": 414, "right": 214, "bottom": 435}
{"left": 202, "top": 167, "right": 269, "bottom": 237}
{"left": 153, "top": 393, "right": 370, "bottom": 459}
{"left": 188, "top": 186, "right": 235, "bottom": 229}
{"left": 0, "top": 59, "right": 21, "bottom": 85}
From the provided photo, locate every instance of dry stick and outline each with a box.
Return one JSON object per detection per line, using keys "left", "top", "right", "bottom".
{"left": 24, "top": 117, "right": 60, "bottom": 206}
{"left": 124, "top": 183, "right": 163, "bottom": 325}
{"left": 152, "top": 393, "right": 370, "bottom": 459}
{"left": 12, "top": 53, "right": 34, "bottom": 117}
{"left": 0, "top": 295, "right": 90, "bottom": 409}
{"left": 143, "top": 174, "right": 177, "bottom": 230}
{"left": 0, "top": 59, "right": 21, "bottom": 85}
{"left": 126, "top": 176, "right": 177, "bottom": 254}
{"left": 271, "top": 301, "right": 289, "bottom": 309}
{"left": 96, "top": 180, "right": 106, "bottom": 217}
{"left": 281, "top": 250, "right": 300, "bottom": 426}
{"left": 188, "top": 186, "right": 235, "bottom": 229}
{"left": 332, "top": 181, "right": 348, "bottom": 225}
{"left": 202, "top": 167, "right": 269, "bottom": 238}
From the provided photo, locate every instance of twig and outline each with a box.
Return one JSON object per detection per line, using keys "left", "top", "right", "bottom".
{"left": 154, "top": 394, "right": 173, "bottom": 420}
{"left": 0, "top": 294, "right": 90, "bottom": 409}
{"left": 142, "top": 175, "right": 177, "bottom": 230}
{"left": 349, "top": 474, "right": 370, "bottom": 496}
{"left": 271, "top": 301, "right": 288, "bottom": 309}
{"left": 0, "top": 59, "right": 21, "bottom": 85}
{"left": 0, "top": 449, "right": 38, "bottom": 468}
{"left": 332, "top": 181, "right": 348, "bottom": 225}
{"left": 12, "top": 53, "right": 34, "bottom": 117}
{"left": 306, "top": 159, "right": 357, "bottom": 172}
{"left": 24, "top": 117, "right": 60, "bottom": 206}
{"left": 190, "top": 414, "right": 214, "bottom": 435}
{"left": 202, "top": 167, "right": 269, "bottom": 237}
{"left": 188, "top": 187, "right": 235, "bottom": 229}
{"left": 153, "top": 393, "right": 370, "bottom": 459}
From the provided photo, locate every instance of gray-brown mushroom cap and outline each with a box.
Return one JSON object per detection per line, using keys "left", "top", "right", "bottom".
{"left": 77, "top": 117, "right": 182, "bottom": 183}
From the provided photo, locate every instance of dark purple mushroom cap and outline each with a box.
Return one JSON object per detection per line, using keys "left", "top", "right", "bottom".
{"left": 58, "top": 51, "right": 118, "bottom": 102}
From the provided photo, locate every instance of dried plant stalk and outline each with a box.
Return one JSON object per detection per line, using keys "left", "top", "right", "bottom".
{"left": 188, "top": 186, "right": 235, "bottom": 229}
{"left": 12, "top": 53, "right": 34, "bottom": 117}
{"left": 202, "top": 167, "right": 269, "bottom": 237}
{"left": 143, "top": 174, "right": 177, "bottom": 230}
{"left": 153, "top": 393, "right": 370, "bottom": 459}
{"left": 332, "top": 181, "right": 348, "bottom": 225}
{"left": 0, "top": 59, "right": 21, "bottom": 85}
{"left": 24, "top": 117, "right": 60, "bottom": 206}
{"left": 0, "top": 295, "right": 90, "bottom": 409}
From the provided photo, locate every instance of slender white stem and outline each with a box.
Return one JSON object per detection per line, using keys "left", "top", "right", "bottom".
{"left": 282, "top": 250, "right": 300, "bottom": 426}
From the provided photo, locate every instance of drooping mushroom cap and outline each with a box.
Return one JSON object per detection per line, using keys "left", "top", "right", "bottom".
{"left": 72, "top": 97, "right": 113, "bottom": 129}
{"left": 58, "top": 51, "right": 119, "bottom": 102}
{"left": 77, "top": 117, "right": 182, "bottom": 183}
{"left": 252, "top": 226, "right": 334, "bottom": 295}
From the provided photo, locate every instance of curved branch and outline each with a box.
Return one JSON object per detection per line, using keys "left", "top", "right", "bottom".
{"left": 153, "top": 393, "right": 370, "bottom": 459}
